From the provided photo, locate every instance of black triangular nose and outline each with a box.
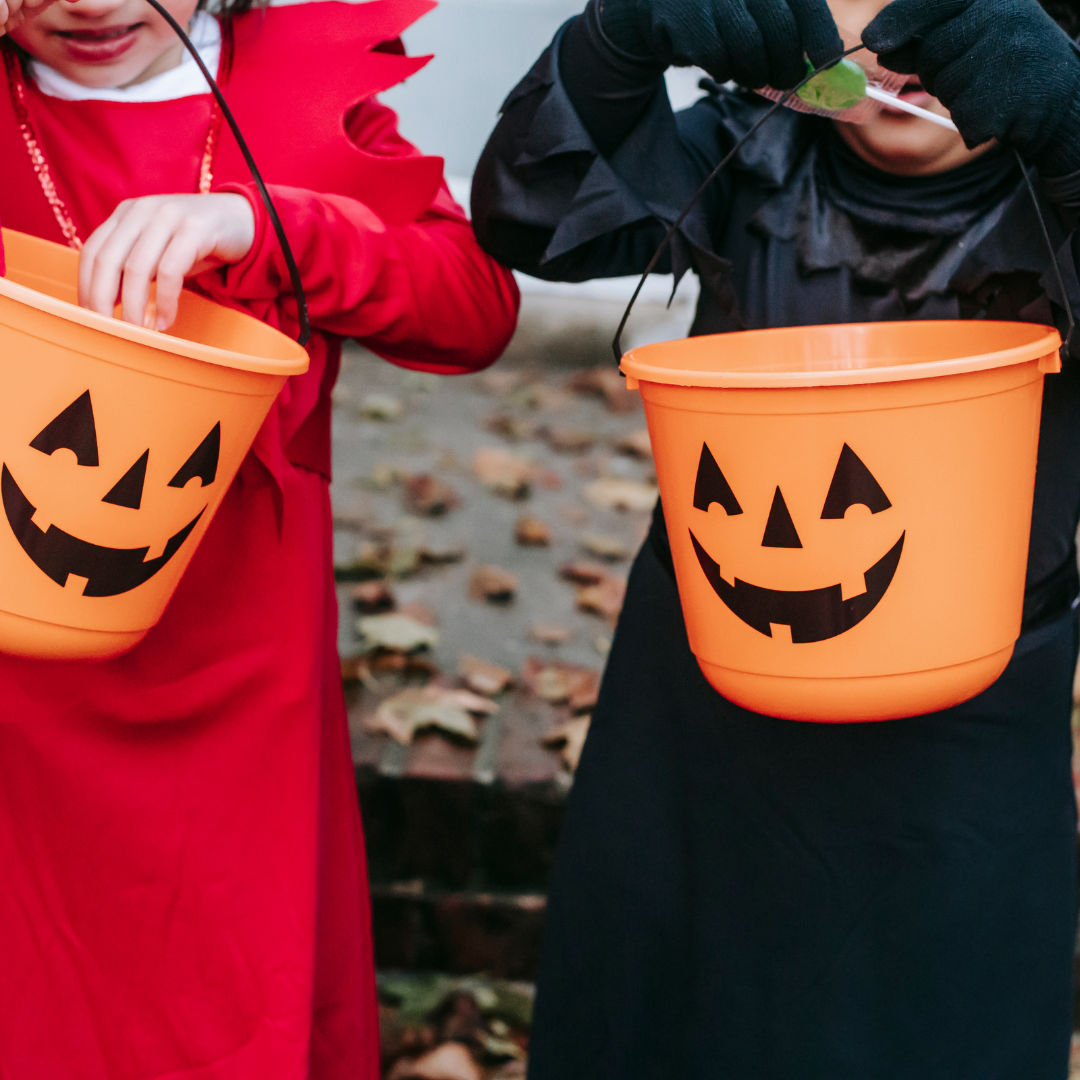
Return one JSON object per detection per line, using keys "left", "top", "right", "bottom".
{"left": 761, "top": 487, "right": 802, "bottom": 548}
{"left": 102, "top": 450, "right": 148, "bottom": 510}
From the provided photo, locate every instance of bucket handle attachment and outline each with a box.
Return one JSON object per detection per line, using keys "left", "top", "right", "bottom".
{"left": 143, "top": 0, "right": 311, "bottom": 348}
{"left": 611, "top": 47, "right": 1076, "bottom": 366}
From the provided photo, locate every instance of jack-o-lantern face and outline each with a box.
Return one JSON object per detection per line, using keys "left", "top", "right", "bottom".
{"left": 1, "top": 391, "right": 219, "bottom": 597}
{"left": 688, "top": 442, "right": 905, "bottom": 643}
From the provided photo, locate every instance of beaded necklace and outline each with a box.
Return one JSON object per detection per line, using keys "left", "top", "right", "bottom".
{"left": 3, "top": 42, "right": 222, "bottom": 250}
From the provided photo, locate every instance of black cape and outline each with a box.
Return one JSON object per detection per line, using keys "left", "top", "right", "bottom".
{"left": 473, "top": 25, "right": 1080, "bottom": 1078}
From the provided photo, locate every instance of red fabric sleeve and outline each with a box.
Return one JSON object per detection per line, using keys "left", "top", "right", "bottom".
{"left": 205, "top": 98, "right": 520, "bottom": 375}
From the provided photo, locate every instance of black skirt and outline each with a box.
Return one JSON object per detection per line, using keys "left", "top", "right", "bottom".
{"left": 528, "top": 523, "right": 1079, "bottom": 1080}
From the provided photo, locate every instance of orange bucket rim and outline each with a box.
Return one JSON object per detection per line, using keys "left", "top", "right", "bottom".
{"left": 0, "top": 230, "right": 309, "bottom": 378}
{"left": 619, "top": 320, "right": 1062, "bottom": 389}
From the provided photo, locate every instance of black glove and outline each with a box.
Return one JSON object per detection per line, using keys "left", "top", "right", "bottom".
{"left": 598, "top": 0, "right": 843, "bottom": 89}
{"left": 863, "top": 0, "right": 1080, "bottom": 176}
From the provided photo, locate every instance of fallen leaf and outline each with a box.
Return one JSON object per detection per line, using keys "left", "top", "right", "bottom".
{"left": 340, "top": 654, "right": 371, "bottom": 683}
{"left": 521, "top": 657, "right": 599, "bottom": 708}
{"left": 365, "top": 687, "right": 497, "bottom": 746}
{"left": 458, "top": 654, "right": 513, "bottom": 695}
{"left": 398, "top": 601, "right": 439, "bottom": 627}
{"left": 541, "top": 426, "right": 595, "bottom": 454}
{"left": 593, "top": 634, "right": 612, "bottom": 656}
{"left": 559, "top": 559, "right": 608, "bottom": 586}
{"left": 387, "top": 1040, "right": 483, "bottom": 1080}
{"left": 332, "top": 508, "right": 366, "bottom": 531}
{"left": 576, "top": 575, "right": 627, "bottom": 621}
{"left": 514, "top": 516, "right": 551, "bottom": 547}
{"left": 616, "top": 427, "right": 653, "bottom": 460}
{"left": 419, "top": 542, "right": 468, "bottom": 564}
{"left": 566, "top": 368, "right": 640, "bottom": 413}
{"left": 583, "top": 478, "right": 658, "bottom": 512}
{"left": 472, "top": 448, "right": 532, "bottom": 500}
{"left": 357, "top": 613, "right": 440, "bottom": 652}
{"left": 484, "top": 414, "right": 535, "bottom": 443}
{"left": 403, "top": 475, "right": 461, "bottom": 517}
{"left": 578, "top": 533, "right": 630, "bottom": 560}
{"left": 369, "top": 653, "right": 438, "bottom": 678}
{"left": 352, "top": 580, "right": 395, "bottom": 614}
{"left": 358, "top": 393, "right": 404, "bottom": 421}
{"left": 543, "top": 715, "right": 592, "bottom": 771}
{"left": 359, "top": 464, "right": 402, "bottom": 491}
{"left": 469, "top": 564, "right": 518, "bottom": 603}
{"left": 531, "top": 465, "right": 563, "bottom": 491}
{"left": 336, "top": 540, "right": 420, "bottom": 580}
{"left": 529, "top": 622, "right": 574, "bottom": 646}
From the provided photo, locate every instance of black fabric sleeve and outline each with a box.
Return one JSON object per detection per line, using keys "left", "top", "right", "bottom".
{"left": 557, "top": 0, "right": 667, "bottom": 158}
{"left": 470, "top": 20, "right": 739, "bottom": 283}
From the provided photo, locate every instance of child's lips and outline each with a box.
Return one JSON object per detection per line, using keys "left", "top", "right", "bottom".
{"left": 53, "top": 23, "right": 142, "bottom": 62}
{"left": 881, "top": 79, "right": 937, "bottom": 115}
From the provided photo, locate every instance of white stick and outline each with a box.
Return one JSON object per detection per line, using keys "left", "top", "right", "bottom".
{"left": 864, "top": 85, "right": 959, "bottom": 130}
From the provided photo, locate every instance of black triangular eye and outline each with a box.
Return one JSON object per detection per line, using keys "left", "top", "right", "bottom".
{"left": 103, "top": 450, "right": 148, "bottom": 509}
{"left": 821, "top": 444, "right": 891, "bottom": 519}
{"left": 31, "top": 391, "right": 99, "bottom": 467}
{"left": 168, "top": 423, "right": 219, "bottom": 489}
{"left": 693, "top": 443, "right": 742, "bottom": 515}
{"left": 762, "top": 487, "right": 802, "bottom": 548}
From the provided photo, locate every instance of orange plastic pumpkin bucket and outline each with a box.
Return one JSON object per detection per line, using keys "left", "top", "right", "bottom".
{"left": 621, "top": 320, "right": 1061, "bottom": 722}
{"left": 0, "top": 228, "right": 309, "bottom": 660}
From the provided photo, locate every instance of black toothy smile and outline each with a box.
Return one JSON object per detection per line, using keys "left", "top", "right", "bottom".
{"left": 2, "top": 465, "right": 203, "bottom": 598}
{"left": 689, "top": 529, "right": 905, "bottom": 643}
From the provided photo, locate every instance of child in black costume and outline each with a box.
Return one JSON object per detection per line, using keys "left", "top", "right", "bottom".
{"left": 473, "top": 0, "right": 1080, "bottom": 1074}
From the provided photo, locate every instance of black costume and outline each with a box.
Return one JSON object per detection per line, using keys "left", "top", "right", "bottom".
{"left": 472, "top": 7, "right": 1080, "bottom": 1077}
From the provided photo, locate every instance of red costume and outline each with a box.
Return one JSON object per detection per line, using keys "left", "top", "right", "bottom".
{"left": 0, "top": 4, "right": 518, "bottom": 1076}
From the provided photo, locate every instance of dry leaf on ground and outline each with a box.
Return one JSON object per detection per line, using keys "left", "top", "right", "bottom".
{"left": 458, "top": 655, "right": 513, "bottom": 696}
{"left": 530, "top": 622, "right": 574, "bottom": 646}
{"left": 583, "top": 478, "right": 658, "bottom": 512}
{"left": 543, "top": 715, "right": 592, "bottom": 771}
{"left": 485, "top": 414, "right": 535, "bottom": 442}
{"left": 566, "top": 368, "right": 640, "bottom": 413}
{"left": 365, "top": 687, "right": 498, "bottom": 746}
{"left": 521, "top": 658, "right": 600, "bottom": 710}
{"left": 579, "top": 533, "right": 630, "bottom": 560}
{"left": 351, "top": 580, "right": 395, "bottom": 614}
{"left": 358, "top": 393, "right": 403, "bottom": 421}
{"left": 514, "top": 516, "right": 551, "bottom": 547}
{"left": 469, "top": 564, "right": 518, "bottom": 603}
{"left": 356, "top": 613, "right": 439, "bottom": 652}
{"left": 472, "top": 448, "right": 532, "bottom": 500}
{"left": 403, "top": 475, "right": 461, "bottom": 517}
{"left": 559, "top": 559, "right": 609, "bottom": 586}
{"left": 419, "top": 541, "right": 467, "bottom": 564}
{"left": 576, "top": 575, "right": 627, "bottom": 622}
{"left": 387, "top": 1040, "right": 483, "bottom": 1080}
{"left": 358, "top": 464, "right": 401, "bottom": 491}
{"left": 616, "top": 427, "right": 654, "bottom": 460}
{"left": 541, "top": 426, "right": 595, "bottom": 454}
{"left": 398, "top": 601, "right": 439, "bottom": 627}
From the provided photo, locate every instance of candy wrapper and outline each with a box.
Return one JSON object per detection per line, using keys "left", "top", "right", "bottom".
{"left": 756, "top": 30, "right": 906, "bottom": 124}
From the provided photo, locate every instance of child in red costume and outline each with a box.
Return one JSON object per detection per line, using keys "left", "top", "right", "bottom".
{"left": 0, "top": 0, "right": 518, "bottom": 1074}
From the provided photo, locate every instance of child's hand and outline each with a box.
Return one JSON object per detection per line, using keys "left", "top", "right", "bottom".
{"left": 78, "top": 193, "right": 256, "bottom": 332}
{"left": 1, "top": 0, "right": 66, "bottom": 37}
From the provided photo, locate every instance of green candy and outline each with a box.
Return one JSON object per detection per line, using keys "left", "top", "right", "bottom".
{"left": 795, "top": 57, "right": 867, "bottom": 112}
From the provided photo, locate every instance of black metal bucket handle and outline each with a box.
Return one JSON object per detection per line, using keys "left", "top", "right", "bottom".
{"left": 144, "top": 0, "right": 311, "bottom": 346}
{"left": 611, "top": 46, "right": 1075, "bottom": 363}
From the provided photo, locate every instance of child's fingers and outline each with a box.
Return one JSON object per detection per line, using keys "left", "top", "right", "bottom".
{"left": 82, "top": 200, "right": 168, "bottom": 318}
{"left": 78, "top": 206, "right": 125, "bottom": 311}
{"left": 152, "top": 230, "right": 206, "bottom": 331}
{"left": 116, "top": 211, "right": 188, "bottom": 327}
